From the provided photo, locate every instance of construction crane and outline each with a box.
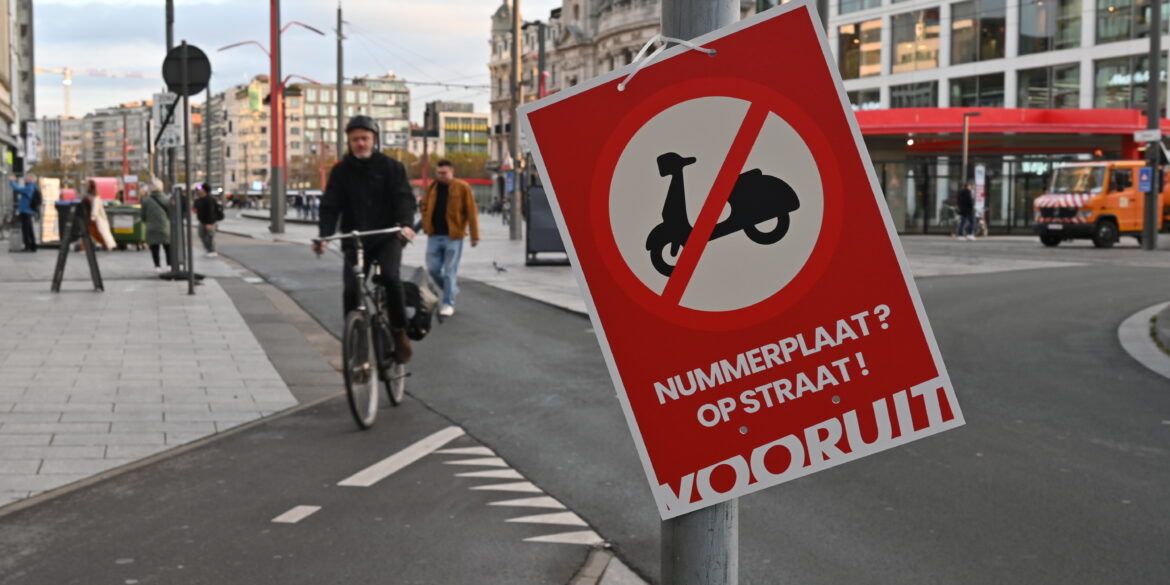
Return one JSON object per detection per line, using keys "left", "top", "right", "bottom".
{"left": 34, "top": 67, "right": 160, "bottom": 117}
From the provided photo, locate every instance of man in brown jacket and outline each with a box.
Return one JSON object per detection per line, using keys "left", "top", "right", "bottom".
{"left": 421, "top": 159, "right": 479, "bottom": 317}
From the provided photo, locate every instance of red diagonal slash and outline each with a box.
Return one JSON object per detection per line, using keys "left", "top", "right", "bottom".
{"left": 661, "top": 103, "right": 769, "bottom": 304}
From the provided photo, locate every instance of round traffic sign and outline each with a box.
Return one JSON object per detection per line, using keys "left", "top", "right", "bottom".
{"left": 162, "top": 44, "right": 212, "bottom": 96}
{"left": 591, "top": 77, "right": 844, "bottom": 330}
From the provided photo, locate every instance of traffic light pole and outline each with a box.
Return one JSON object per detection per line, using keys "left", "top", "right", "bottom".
{"left": 660, "top": 1, "right": 740, "bottom": 583}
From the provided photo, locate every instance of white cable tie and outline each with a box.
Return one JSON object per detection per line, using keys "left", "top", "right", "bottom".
{"left": 617, "top": 35, "right": 716, "bottom": 92}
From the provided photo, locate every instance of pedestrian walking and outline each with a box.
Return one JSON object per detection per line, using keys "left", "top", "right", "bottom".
{"left": 140, "top": 178, "right": 174, "bottom": 273}
{"left": 193, "top": 183, "right": 221, "bottom": 257}
{"left": 9, "top": 174, "right": 40, "bottom": 252}
{"left": 957, "top": 182, "right": 975, "bottom": 241}
{"left": 420, "top": 159, "right": 480, "bottom": 317}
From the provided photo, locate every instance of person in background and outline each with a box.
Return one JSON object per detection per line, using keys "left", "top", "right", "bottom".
{"left": 420, "top": 159, "right": 479, "bottom": 317}
{"left": 193, "top": 183, "right": 219, "bottom": 258}
{"left": 140, "top": 177, "right": 173, "bottom": 273}
{"left": 9, "top": 174, "right": 40, "bottom": 252}
{"left": 957, "top": 182, "right": 975, "bottom": 242}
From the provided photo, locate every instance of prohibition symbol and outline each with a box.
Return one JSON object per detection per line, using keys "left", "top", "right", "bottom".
{"left": 608, "top": 96, "right": 824, "bottom": 313}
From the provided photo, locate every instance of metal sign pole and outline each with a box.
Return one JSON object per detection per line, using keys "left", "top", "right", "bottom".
{"left": 182, "top": 41, "right": 195, "bottom": 294}
{"left": 1144, "top": 0, "right": 1161, "bottom": 251}
{"left": 659, "top": 1, "right": 740, "bottom": 584}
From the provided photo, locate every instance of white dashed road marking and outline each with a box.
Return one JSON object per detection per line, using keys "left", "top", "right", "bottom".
{"left": 489, "top": 496, "right": 566, "bottom": 509}
{"left": 470, "top": 481, "right": 544, "bottom": 493}
{"left": 338, "top": 426, "right": 465, "bottom": 487}
{"left": 523, "top": 531, "right": 605, "bottom": 545}
{"left": 506, "top": 511, "right": 588, "bottom": 526}
{"left": 434, "top": 446, "right": 495, "bottom": 456}
{"left": 272, "top": 505, "right": 322, "bottom": 524}
{"left": 442, "top": 457, "right": 509, "bottom": 467}
{"left": 455, "top": 469, "right": 525, "bottom": 479}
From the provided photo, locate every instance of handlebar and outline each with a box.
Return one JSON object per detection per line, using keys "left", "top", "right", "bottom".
{"left": 313, "top": 227, "right": 403, "bottom": 243}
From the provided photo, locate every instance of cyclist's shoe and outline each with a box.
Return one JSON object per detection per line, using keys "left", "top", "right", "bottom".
{"left": 391, "top": 328, "right": 413, "bottom": 363}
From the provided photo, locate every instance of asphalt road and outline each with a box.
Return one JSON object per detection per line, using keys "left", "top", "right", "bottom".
{"left": 3, "top": 233, "right": 1169, "bottom": 584}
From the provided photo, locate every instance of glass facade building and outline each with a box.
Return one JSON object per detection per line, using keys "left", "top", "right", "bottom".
{"left": 822, "top": 0, "right": 1169, "bottom": 233}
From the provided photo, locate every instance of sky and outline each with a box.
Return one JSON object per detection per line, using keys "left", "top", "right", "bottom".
{"left": 33, "top": 0, "right": 564, "bottom": 124}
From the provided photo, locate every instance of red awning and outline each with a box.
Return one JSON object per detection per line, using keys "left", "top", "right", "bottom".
{"left": 854, "top": 108, "right": 1170, "bottom": 136}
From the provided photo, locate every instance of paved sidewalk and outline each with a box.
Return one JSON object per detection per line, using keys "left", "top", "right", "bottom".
{"left": 0, "top": 238, "right": 297, "bottom": 508}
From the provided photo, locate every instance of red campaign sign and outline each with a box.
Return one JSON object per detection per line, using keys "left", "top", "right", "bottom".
{"left": 519, "top": 1, "right": 963, "bottom": 519}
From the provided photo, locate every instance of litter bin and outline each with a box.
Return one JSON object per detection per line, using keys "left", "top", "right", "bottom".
{"left": 105, "top": 205, "right": 146, "bottom": 250}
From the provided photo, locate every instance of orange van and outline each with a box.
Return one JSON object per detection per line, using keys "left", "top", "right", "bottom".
{"left": 1034, "top": 161, "right": 1170, "bottom": 247}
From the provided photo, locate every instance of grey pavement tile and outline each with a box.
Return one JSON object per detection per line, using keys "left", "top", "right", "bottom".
{"left": 0, "top": 390, "right": 25, "bottom": 401}
{"left": 180, "top": 380, "right": 244, "bottom": 390}
{"left": 161, "top": 393, "right": 217, "bottom": 404}
{"left": 0, "top": 474, "right": 88, "bottom": 492}
{"left": 19, "top": 393, "right": 72, "bottom": 403}
{"left": 165, "top": 432, "right": 210, "bottom": 445}
{"left": 12, "top": 402, "right": 113, "bottom": 413}
{"left": 0, "top": 412, "right": 61, "bottom": 423}
{"left": 108, "top": 393, "right": 165, "bottom": 404}
{"left": 0, "top": 446, "right": 105, "bottom": 459}
{"left": 0, "top": 460, "right": 42, "bottom": 474}
{"left": 244, "top": 379, "right": 294, "bottom": 390}
{"left": 60, "top": 412, "right": 163, "bottom": 423}
{"left": 115, "top": 380, "right": 163, "bottom": 390}
{"left": 0, "top": 434, "right": 52, "bottom": 446}
{"left": 1, "top": 422, "right": 111, "bottom": 434}
{"left": 0, "top": 403, "right": 11, "bottom": 412}
{"left": 105, "top": 445, "right": 171, "bottom": 459}
{"left": 39, "top": 458, "right": 133, "bottom": 475}
{"left": 164, "top": 411, "right": 260, "bottom": 422}
{"left": 209, "top": 401, "right": 281, "bottom": 413}
{"left": 110, "top": 421, "right": 216, "bottom": 434}
{"left": 52, "top": 433, "right": 166, "bottom": 446}
{"left": 114, "top": 403, "right": 210, "bottom": 413}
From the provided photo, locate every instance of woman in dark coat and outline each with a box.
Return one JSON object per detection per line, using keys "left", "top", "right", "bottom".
{"left": 139, "top": 178, "right": 173, "bottom": 272}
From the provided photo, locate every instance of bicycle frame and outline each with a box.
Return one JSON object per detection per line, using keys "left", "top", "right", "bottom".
{"left": 315, "top": 227, "right": 404, "bottom": 342}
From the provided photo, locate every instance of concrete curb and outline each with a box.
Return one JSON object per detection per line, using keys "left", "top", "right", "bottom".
{"left": 1155, "top": 304, "right": 1170, "bottom": 353}
{"left": 1118, "top": 301, "right": 1170, "bottom": 380}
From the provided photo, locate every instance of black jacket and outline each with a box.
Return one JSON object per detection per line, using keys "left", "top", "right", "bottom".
{"left": 193, "top": 196, "right": 218, "bottom": 224}
{"left": 319, "top": 151, "right": 416, "bottom": 248}
{"left": 957, "top": 187, "right": 974, "bottom": 215}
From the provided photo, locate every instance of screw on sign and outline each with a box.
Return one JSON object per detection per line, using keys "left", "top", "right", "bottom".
{"left": 520, "top": 0, "right": 964, "bottom": 519}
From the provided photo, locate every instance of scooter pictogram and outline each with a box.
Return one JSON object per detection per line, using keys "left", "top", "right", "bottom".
{"left": 645, "top": 152, "right": 801, "bottom": 277}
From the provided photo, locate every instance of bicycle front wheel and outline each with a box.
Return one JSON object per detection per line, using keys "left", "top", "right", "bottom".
{"left": 385, "top": 362, "right": 406, "bottom": 406}
{"left": 342, "top": 310, "right": 379, "bottom": 429}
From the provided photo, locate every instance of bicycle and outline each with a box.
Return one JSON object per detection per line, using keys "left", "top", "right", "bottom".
{"left": 314, "top": 227, "right": 409, "bottom": 429}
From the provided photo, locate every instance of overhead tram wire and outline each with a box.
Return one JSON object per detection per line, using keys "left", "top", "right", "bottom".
{"left": 345, "top": 22, "right": 468, "bottom": 82}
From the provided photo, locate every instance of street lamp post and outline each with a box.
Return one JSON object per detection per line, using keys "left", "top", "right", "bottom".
{"left": 218, "top": 8, "right": 324, "bottom": 234}
{"left": 960, "top": 111, "right": 981, "bottom": 190}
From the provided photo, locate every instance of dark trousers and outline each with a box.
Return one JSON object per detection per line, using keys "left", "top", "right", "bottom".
{"left": 149, "top": 244, "right": 172, "bottom": 268}
{"left": 18, "top": 213, "right": 35, "bottom": 251}
{"left": 343, "top": 237, "right": 407, "bottom": 329}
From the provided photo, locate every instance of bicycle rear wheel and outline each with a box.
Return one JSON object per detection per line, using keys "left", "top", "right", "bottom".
{"left": 342, "top": 310, "right": 378, "bottom": 429}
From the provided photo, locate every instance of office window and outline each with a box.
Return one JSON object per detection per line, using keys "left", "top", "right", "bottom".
{"left": 359, "top": 92, "right": 369, "bottom": 104}
{"left": 1019, "top": 0, "right": 1081, "bottom": 54}
{"left": 839, "top": 0, "right": 881, "bottom": 14}
{"left": 892, "top": 9, "right": 941, "bottom": 73}
{"left": 847, "top": 88, "right": 882, "bottom": 110}
{"left": 890, "top": 81, "right": 938, "bottom": 107}
{"left": 1095, "top": 53, "right": 1167, "bottom": 108}
{"left": 951, "top": 0, "right": 1006, "bottom": 64}
{"left": 307, "top": 89, "right": 318, "bottom": 101}
{"left": 1097, "top": 0, "right": 1169, "bottom": 43}
{"left": 307, "top": 118, "right": 317, "bottom": 129}
{"left": 839, "top": 19, "right": 882, "bottom": 79}
{"left": 1017, "top": 64, "right": 1080, "bottom": 107}
{"left": 950, "top": 73, "right": 1005, "bottom": 106}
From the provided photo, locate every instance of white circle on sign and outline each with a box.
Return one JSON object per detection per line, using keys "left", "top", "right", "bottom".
{"left": 608, "top": 97, "right": 823, "bottom": 312}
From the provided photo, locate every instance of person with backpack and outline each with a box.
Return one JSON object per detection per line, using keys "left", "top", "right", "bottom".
{"left": 193, "top": 183, "right": 223, "bottom": 258}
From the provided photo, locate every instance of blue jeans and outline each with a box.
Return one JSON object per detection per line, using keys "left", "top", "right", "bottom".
{"left": 426, "top": 235, "right": 464, "bottom": 307}
{"left": 958, "top": 213, "right": 974, "bottom": 236}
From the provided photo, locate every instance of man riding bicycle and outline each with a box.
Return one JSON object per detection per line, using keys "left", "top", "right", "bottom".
{"left": 313, "top": 114, "right": 417, "bottom": 362}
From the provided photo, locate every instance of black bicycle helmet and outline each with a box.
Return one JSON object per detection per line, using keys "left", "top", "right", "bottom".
{"left": 345, "top": 114, "right": 379, "bottom": 135}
